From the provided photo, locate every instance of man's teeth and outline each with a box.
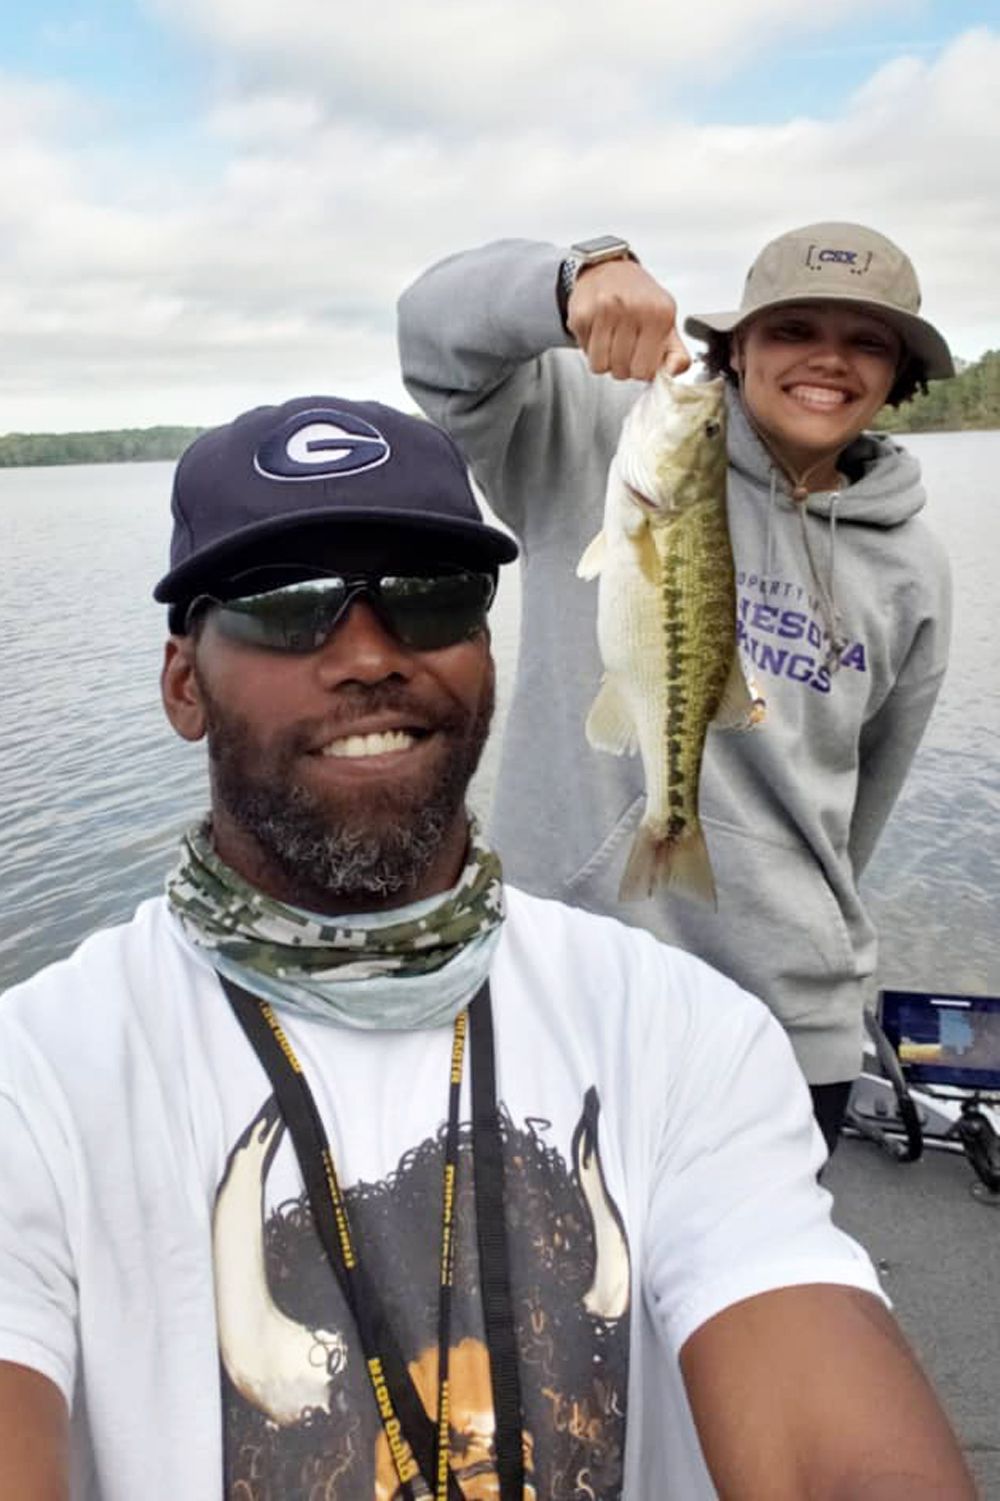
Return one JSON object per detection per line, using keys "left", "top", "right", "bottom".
{"left": 321, "top": 730, "right": 416, "bottom": 759}
{"left": 789, "top": 385, "right": 849, "bottom": 411}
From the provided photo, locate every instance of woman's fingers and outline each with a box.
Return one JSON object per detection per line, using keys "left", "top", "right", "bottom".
{"left": 567, "top": 259, "right": 691, "bottom": 381}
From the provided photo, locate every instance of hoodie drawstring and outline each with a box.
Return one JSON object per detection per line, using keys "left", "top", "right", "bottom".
{"left": 791, "top": 488, "right": 846, "bottom": 674}
{"left": 733, "top": 371, "right": 848, "bottom": 676}
{"left": 764, "top": 469, "right": 777, "bottom": 579}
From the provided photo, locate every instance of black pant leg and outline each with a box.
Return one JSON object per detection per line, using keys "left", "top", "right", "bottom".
{"left": 810, "top": 1080, "right": 854, "bottom": 1156}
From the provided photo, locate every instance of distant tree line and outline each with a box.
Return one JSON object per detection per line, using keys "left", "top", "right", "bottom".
{"left": 2, "top": 353, "right": 998, "bottom": 465}
{"left": 0, "top": 425, "right": 204, "bottom": 468}
{"left": 875, "top": 349, "right": 1000, "bottom": 433}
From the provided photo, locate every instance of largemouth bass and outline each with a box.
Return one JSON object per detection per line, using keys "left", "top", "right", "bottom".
{"left": 577, "top": 371, "right": 762, "bottom": 906}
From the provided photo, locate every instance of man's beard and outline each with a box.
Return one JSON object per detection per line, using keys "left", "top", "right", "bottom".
{"left": 198, "top": 675, "right": 494, "bottom": 905}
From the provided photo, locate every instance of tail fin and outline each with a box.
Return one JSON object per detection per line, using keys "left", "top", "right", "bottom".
{"left": 618, "top": 822, "right": 717, "bottom": 908}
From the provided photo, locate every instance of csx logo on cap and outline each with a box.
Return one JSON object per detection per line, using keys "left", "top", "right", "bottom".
{"left": 255, "top": 407, "right": 391, "bottom": 481}
{"left": 806, "top": 244, "right": 874, "bottom": 276}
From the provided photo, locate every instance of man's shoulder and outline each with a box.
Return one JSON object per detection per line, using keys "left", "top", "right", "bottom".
{"left": 503, "top": 881, "right": 703, "bottom": 952}
{"left": 503, "top": 883, "right": 647, "bottom": 939}
{"left": 0, "top": 897, "right": 182, "bottom": 1037}
{"left": 495, "top": 886, "right": 796, "bottom": 1147}
{"left": 500, "top": 884, "right": 759, "bottom": 1013}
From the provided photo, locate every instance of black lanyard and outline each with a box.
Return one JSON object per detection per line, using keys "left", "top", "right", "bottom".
{"left": 221, "top": 975, "right": 525, "bottom": 1501}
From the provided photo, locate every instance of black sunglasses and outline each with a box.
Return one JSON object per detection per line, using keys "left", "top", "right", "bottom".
{"left": 188, "top": 568, "right": 497, "bottom": 654}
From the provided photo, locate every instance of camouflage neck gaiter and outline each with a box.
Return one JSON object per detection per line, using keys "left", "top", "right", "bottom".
{"left": 166, "top": 819, "right": 505, "bottom": 1030}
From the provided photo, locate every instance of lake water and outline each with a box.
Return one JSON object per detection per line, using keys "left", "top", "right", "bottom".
{"left": 1, "top": 435, "right": 998, "bottom": 997}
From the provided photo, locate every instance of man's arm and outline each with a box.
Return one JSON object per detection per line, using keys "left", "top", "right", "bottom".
{"left": 643, "top": 960, "right": 973, "bottom": 1497}
{"left": 680, "top": 1284, "right": 976, "bottom": 1499}
{"left": 0, "top": 1362, "right": 70, "bottom": 1501}
{"left": 0, "top": 1086, "right": 78, "bottom": 1497}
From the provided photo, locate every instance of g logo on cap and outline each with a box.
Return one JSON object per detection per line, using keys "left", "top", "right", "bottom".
{"left": 254, "top": 407, "right": 391, "bottom": 482}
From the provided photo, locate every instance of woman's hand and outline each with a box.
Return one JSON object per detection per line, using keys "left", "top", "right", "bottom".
{"left": 567, "top": 258, "right": 692, "bottom": 382}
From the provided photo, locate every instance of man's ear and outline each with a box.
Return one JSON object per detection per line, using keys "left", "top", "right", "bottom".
{"left": 728, "top": 331, "right": 744, "bottom": 376}
{"left": 161, "top": 636, "right": 207, "bottom": 742}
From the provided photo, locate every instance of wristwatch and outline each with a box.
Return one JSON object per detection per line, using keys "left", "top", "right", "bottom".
{"left": 557, "top": 235, "right": 636, "bottom": 327}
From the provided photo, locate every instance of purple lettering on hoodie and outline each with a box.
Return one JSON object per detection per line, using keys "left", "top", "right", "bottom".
{"left": 787, "top": 654, "right": 814, "bottom": 683}
{"left": 840, "top": 642, "right": 868, "bottom": 672}
{"left": 759, "top": 644, "right": 789, "bottom": 675}
{"left": 751, "top": 603, "right": 779, "bottom": 633}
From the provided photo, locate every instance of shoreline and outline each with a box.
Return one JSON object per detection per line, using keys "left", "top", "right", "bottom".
{"left": 2, "top": 422, "right": 998, "bottom": 471}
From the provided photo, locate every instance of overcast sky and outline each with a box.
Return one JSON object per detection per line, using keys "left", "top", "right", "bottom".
{"left": 2, "top": 0, "right": 998, "bottom": 433}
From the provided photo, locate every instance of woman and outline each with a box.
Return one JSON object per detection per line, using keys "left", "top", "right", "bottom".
{"left": 398, "top": 222, "right": 954, "bottom": 1150}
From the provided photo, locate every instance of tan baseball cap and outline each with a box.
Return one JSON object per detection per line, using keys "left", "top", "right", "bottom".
{"left": 684, "top": 221, "right": 954, "bottom": 380}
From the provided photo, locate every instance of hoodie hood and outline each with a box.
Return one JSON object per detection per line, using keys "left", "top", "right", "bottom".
{"left": 724, "top": 383, "right": 927, "bottom": 526}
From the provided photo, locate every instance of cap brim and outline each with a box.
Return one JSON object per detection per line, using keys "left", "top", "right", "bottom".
{"left": 154, "top": 506, "right": 518, "bottom": 604}
{"left": 684, "top": 295, "right": 954, "bottom": 380}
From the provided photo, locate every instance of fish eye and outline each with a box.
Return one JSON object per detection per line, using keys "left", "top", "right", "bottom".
{"left": 704, "top": 420, "right": 721, "bottom": 438}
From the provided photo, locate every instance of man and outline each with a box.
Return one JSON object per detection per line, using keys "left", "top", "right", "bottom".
{"left": 397, "top": 225, "right": 953, "bottom": 1149}
{"left": 0, "top": 396, "right": 973, "bottom": 1499}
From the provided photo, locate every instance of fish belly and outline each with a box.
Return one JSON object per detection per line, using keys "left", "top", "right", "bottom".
{"left": 593, "top": 497, "right": 737, "bottom": 904}
{"left": 590, "top": 530, "right": 668, "bottom": 760}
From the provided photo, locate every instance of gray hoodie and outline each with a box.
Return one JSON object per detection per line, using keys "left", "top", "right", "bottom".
{"left": 398, "top": 238, "right": 951, "bottom": 1084}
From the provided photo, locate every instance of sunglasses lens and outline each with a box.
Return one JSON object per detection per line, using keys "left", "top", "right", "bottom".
{"left": 378, "top": 572, "right": 495, "bottom": 650}
{"left": 213, "top": 580, "right": 347, "bottom": 652}
{"left": 208, "top": 571, "right": 495, "bottom": 653}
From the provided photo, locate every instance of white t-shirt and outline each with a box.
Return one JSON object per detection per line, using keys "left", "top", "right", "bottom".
{"left": 0, "top": 888, "right": 881, "bottom": 1499}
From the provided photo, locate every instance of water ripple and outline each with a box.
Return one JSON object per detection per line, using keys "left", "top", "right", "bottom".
{"left": 1, "top": 441, "right": 998, "bottom": 998}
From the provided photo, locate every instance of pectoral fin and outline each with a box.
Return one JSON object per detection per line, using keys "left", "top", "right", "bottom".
{"left": 585, "top": 677, "right": 638, "bottom": 755}
{"left": 712, "top": 652, "right": 767, "bottom": 731}
{"left": 577, "top": 530, "right": 607, "bottom": 581}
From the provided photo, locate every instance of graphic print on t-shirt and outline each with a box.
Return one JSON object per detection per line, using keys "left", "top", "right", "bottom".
{"left": 213, "top": 1087, "right": 631, "bottom": 1498}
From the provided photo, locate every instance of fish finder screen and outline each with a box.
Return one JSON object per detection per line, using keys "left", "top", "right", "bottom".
{"left": 879, "top": 990, "right": 1000, "bottom": 1091}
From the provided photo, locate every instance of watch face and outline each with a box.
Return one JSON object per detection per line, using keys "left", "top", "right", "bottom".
{"left": 571, "top": 235, "right": 630, "bottom": 261}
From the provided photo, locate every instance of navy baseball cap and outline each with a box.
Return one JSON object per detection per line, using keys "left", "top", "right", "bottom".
{"left": 153, "top": 395, "right": 518, "bottom": 616}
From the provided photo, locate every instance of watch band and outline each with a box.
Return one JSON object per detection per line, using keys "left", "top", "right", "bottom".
{"left": 557, "top": 235, "right": 636, "bottom": 328}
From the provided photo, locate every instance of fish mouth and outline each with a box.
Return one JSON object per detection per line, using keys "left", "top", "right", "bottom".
{"left": 624, "top": 481, "right": 659, "bottom": 511}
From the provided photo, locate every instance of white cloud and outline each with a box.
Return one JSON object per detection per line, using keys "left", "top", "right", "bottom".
{"left": 150, "top": 0, "right": 909, "bottom": 129}
{"left": 0, "top": 19, "right": 998, "bottom": 432}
